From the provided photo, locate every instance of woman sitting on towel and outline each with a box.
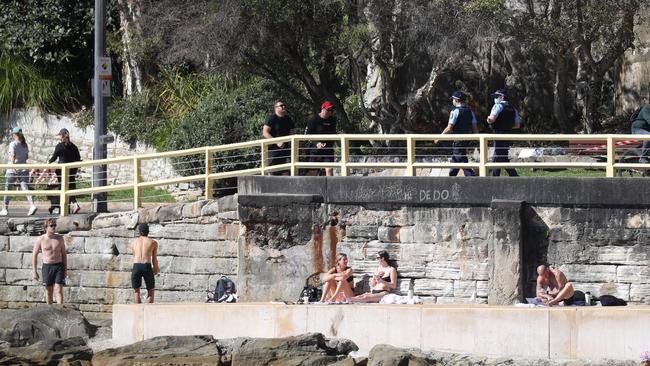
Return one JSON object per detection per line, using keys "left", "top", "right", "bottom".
{"left": 320, "top": 253, "right": 354, "bottom": 302}
{"left": 350, "top": 250, "right": 397, "bottom": 303}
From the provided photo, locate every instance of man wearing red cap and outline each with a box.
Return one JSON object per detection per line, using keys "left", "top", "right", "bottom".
{"left": 305, "top": 101, "right": 338, "bottom": 176}
{"left": 262, "top": 101, "right": 295, "bottom": 175}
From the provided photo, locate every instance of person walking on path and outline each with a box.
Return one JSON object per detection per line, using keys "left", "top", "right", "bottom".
{"left": 32, "top": 218, "right": 67, "bottom": 304}
{"left": 306, "top": 101, "right": 338, "bottom": 176}
{"left": 439, "top": 91, "right": 479, "bottom": 177}
{"left": 487, "top": 89, "right": 520, "bottom": 176}
{"left": 130, "top": 223, "right": 159, "bottom": 303}
{"left": 1, "top": 127, "right": 37, "bottom": 216}
{"left": 262, "top": 101, "right": 295, "bottom": 175}
{"left": 631, "top": 102, "right": 650, "bottom": 176}
{"left": 48, "top": 128, "right": 81, "bottom": 214}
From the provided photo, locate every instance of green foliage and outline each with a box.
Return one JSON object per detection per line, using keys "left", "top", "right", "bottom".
{"left": 0, "top": 0, "right": 120, "bottom": 107}
{"left": 166, "top": 77, "right": 279, "bottom": 158}
{"left": 463, "top": 0, "right": 505, "bottom": 15}
{"left": 0, "top": 53, "right": 73, "bottom": 114}
{"left": 107, "top": 89, "right": 162, "bottom": 147}
{"left": 0, "top": 0, "right": 94, "bottom": 64}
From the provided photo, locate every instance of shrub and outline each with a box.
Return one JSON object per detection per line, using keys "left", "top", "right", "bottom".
{"left": 0, "top": 53, "right": 73, "bottom": 114}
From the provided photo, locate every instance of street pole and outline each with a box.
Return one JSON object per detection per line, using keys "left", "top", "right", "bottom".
{"left": 93, "top": 0, "right": 108, "bottom": 213}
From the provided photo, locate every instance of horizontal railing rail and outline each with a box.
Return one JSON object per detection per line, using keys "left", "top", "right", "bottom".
{"left": 1, "top": 133, "right": 649, "bottom": 216}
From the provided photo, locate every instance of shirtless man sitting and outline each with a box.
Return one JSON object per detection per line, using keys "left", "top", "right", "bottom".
{"left": 536, "top": 264, "right": 575, "bottom": 306}
{"left": 130, "top": 223, "right": 159, "bottom": 303}
{"left": 32, "top": 218, "right": 67, "bottom": 304}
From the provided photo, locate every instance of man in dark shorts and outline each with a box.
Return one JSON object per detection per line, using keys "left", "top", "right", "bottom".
{"left": 262, "top": 101, "right": 295, "bottom": 175}
{"left": 536, "top": 265, "right": 575, "bottom": 306}
{"left": 306, "top": 101, "right": 338, "bottom": 176}
{"left": 130, "top": 223, "right": 159, "bottom": 303}
{"left": 32, "top": 218, "right": 67, "bottom": 304}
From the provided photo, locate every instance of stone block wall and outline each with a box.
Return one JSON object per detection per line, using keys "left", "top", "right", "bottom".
{"left": 525, "top": 206, "right": 650, "bottom": 304}
{"left": 333, "top": 205, "right": 491, "bottom": 304}
{"left": 0, "top": 196, "right": 239, "bottom": 315}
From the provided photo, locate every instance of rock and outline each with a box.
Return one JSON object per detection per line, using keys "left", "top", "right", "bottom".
{"left": 56, "top": 214, "right": 97, "bottom": 233}
{"left": 367, "top": 344, "right": 432, "bottom": 366}
{"left": 231, "top": 333, "right": 357, "bottom": 366}
{"left": 92, "top": 335, "right": 221, "bottom": 366}
{"left": 0, "top": 336, "right": 93, "bottom": 366}
{"left": 182, "top": 200, "right": 208, "bottom": 219}
{"left": 92, "top": 212, "right": 139, "bottom": 230}
{"left": 0, "top": 306, "right": 94, "bottom": 347}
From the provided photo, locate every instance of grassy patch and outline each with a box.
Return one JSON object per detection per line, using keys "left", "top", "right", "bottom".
{"left": 516, "top": 168, "right": 605, "bottom": 177}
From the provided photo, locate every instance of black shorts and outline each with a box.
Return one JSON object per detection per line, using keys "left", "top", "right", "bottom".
{"left": 268, "top": 145, "right": 291, "bottom": 166}
{"left": 42, "top": 263, "right": 65, "bottom": 286}
{"left": 309, "top": 146, "right": 335, "bottom": 163}
{"left": 131, "top": 263, "right": 155, "bottom": 290}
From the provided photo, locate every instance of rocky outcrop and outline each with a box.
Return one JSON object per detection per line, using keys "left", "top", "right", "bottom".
{"left": 93, "top": 335, "right": 222, "bottom": 366}
{"left": 367, "top": 344, "right": 432, "bottom": 365}
{"left": 0, "top": 306, "right": 93, "bottom": 347}
{"left": 0, "top": 336, "right": 93, "bottom": 366}
{"left": 230, "top": 333, "right": 358, "bottom": 365}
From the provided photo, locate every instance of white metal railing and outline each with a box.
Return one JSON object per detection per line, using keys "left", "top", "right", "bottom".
{"left": 0, "top": 134, "right": 648, "bottom": 216}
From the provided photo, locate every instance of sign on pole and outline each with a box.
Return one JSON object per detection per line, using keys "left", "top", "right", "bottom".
{"left": 97, "top": 56, "right": 112, "bottom": 80}
{"left": 91, "top": 79, "right": 111, "bottom": 97}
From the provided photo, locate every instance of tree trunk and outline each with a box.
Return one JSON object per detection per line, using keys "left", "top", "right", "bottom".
{"left": 553, "top": 52, "right": 570, "bottom": 132}
{"left": 117, "top": 0, "right": 144, "bottom": 96}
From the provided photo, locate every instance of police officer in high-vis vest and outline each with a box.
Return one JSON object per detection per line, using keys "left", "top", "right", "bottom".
{"left": 487, "top": 89, "right": 520, "bottom": 176}
{"left": 440, "top": 91, "right": 479, "bottom": 176}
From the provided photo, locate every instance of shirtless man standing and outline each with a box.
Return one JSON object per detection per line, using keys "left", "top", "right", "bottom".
{"left": 32, "top": 218, "right": 67, "bottom": 304}
{"left": 130, "top": 223, "right": 159, "bottom": 303}
{"left": 536, "top": 264, "right": 575, "bottom": 306}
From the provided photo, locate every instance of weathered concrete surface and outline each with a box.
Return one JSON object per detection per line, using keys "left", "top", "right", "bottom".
{"left": 113, "top": 303, "right": 650, "bottom": 361}
{"left": 237, "top": 194, "right": 326, "bottom": 301}
{"left": 488, "top": 200, "right": 524, "bottom": 305}
{"left": 239, "top": 176, "right": 650, "bottom": 206}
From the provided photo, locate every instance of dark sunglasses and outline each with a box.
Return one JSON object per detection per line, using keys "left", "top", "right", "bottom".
{"left": 48, "top": 224, "right": 57, "bottom": 228}
{"left": 276, "top": 104, "right": 286, "bottom": 108}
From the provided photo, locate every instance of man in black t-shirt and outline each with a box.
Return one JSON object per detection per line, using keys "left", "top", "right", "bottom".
{"left": 262, "top": 101, "right": 295, "bottom": 175}
{"left": 306, "top": 101, "right": 338, "bottom": 176}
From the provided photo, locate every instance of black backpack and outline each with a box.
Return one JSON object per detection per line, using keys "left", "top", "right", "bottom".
{"left": 299, "top": 272, "right": 323, "bottom": 303}
{"left": 598, "top": 295, "right": 627, "bottom": 306}
{"left": 207, "top": 276, "right": 237, "bottom": 303}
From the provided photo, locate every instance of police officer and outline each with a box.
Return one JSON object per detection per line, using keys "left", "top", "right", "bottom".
{"left": 440, "top": 91, "right": 478, "bottom": 176}
{"left": 487, "top": 89, "right": 520, "bottom": 176}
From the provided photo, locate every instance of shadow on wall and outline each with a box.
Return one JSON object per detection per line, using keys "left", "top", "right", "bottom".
{"left": 522, "top": 205, "right": 551, "bottom": 298}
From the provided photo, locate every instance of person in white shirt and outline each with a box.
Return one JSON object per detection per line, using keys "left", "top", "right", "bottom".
{"left": 1, "top": 127, "right": 37, "bottom": 216}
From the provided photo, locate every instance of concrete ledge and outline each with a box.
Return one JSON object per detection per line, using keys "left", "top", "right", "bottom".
{"left": 113, "top": 303, "right": 650, "bottom": 360}
{"left": 238, "top": 176, "right": 650, "bottom": 206}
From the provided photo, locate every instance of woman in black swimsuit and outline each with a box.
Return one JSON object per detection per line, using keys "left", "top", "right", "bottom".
{"left": 320, "top": 253, "right": 354, "bottom": 302}
{"left": 350, "top": 250, "right": 397, "bottom": 303}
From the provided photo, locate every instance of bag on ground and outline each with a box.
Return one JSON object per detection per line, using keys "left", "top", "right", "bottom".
{"left": 207, "top": 276, "right": 237, "bottom": 303}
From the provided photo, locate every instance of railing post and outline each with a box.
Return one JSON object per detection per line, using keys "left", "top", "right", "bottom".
{"left": 204, "top": 148, "right": 212, "bottom": 200}
{"left": 406, "top": 136, "right": 415, "bottom": 176}
{"left": 479, "top": 135, "right": 488, "bottom": 177}
{"left": 606, "top": 135, "right": 615, "bottom": 177}
{"left": 59, "top": 165, "right": 68, "bottom": 217}
{"left": 340, "top": 136, "right": 349, "bottom": 177}
{"left": 290, "top": 136, "right": 298, "bottom": 176}
{"left": 260, "top": 141, "right": 268, "bottom": 176}
{"left": 133, "top": 157, "right": 141, "bottom": 209}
